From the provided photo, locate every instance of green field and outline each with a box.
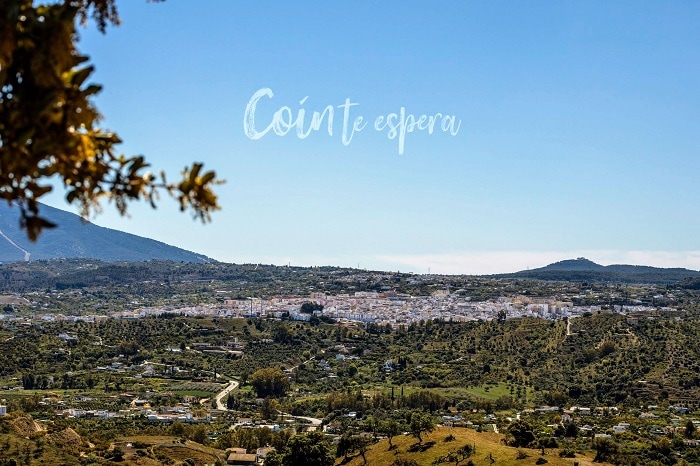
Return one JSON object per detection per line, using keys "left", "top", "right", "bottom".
{"left": 463, "top": 382, "right": 528, "bottom": 401}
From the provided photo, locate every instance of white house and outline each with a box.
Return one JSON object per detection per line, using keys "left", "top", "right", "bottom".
{"left": 613, "top": 423, "right": 630, "bottom": 433}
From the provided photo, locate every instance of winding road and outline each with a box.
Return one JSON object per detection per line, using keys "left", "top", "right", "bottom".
{"left": 214, "top": 379, "right": 240, "bottom": 410}
{"left": 213, "top": 380, "right": 323, "bottom": 426}
{"left": 211, "top": 360, "right": 324, "bottom": 427}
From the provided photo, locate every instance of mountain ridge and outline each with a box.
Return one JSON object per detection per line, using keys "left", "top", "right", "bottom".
{"left": 495, "top": 257, "right": 700, "bottom": 284}
{"left": 0, "top": 203, "right": 213, "bottom": 263}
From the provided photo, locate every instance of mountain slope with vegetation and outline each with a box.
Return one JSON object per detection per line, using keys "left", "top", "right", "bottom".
{"left": 0, "top": 203, "right": 212, "bottom": 263}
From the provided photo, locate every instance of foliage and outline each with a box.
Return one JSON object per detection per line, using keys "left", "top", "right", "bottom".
{"left": 391, "top": 460, "right": 418, "bottom": 466}
{"left": 273, "top": 431, "right": 334, "bottom": 466}
{"left": 592, "top": 437, "right": 618, "bottom": 463}
{"left": 215, "top": 427, "right": 290, "bottom": 452}
{"left": 0, "top": 0, "right": 221, "bottom": 240}
{"left": 250, "top": 367, "right": 290, "bottom": 398}
{"left": 440, "top": 442, "right": 475, "bottom": 466}
{"left": 272, "top": 324, "right": 294, "bottom": 344}
{"left": 409, "top": 411, "right": 435, "bottom": 444}
{"left": 505, "top": 420, "right": 535, "bottom": 448}
{"left": 300, "top": 302, "right": 324, "bottom": 314}
{"left": 380, "top": 418, "right": 402, "bottom": 450}
{"left": 260, "top": 396, "right": 279, "bottom": 420}
{"left": 337, "top": 433, "right": 372, "bottom": 464}
{"left": 686, "top": 419, "right": 696, "bottom": 439}
{"left": 263, "top": 449, "right": 285, "bottom": 466}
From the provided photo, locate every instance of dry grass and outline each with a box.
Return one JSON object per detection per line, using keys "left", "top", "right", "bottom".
{"left": 115, "top": 435, "right": 228, "bottom": 466}
{"left": 0, "top": 295, "right": 29, "bottom": 305}
{"left": 154, "top": 445, "right": 222, "bottom": 465}
{"left": 8, "top": 413, "right": 45, "bottom": 437}
{"left": 47, "top": 427, "right": 85, "bottom": 450}
{"left": 335, "top": 426, "right": 608, "bottom": 466}
{"left": 0, "top": 421, "right": 83, "bottom": 466}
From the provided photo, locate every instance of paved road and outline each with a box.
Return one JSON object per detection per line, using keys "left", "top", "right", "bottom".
{"left": 214, "top": 379, "right": 240, "bottom": 410}
{"left": 277, "top": 410, "right": 323, "bottom": 427}
{"left": 294, "top": 415, "right": 322, "bottom": 426}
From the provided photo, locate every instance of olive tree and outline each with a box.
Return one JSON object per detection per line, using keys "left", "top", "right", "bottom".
{"left": 0, "top": 0, "right": 221, "bottom": 240}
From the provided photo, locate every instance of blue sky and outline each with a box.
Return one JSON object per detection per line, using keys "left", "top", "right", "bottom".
{"left": 45, "top": 1, "right": 700, "bottom": 274}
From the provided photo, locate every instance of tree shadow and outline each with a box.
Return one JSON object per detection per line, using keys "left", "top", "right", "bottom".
{"left": 407, "top": 440, "right": 436, "bottom": 452}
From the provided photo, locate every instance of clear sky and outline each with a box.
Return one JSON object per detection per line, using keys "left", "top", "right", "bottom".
{"left": 45, "top": 1, "right": 700, "bottom": 274}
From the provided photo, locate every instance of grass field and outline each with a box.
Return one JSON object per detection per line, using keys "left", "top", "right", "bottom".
{"left": 168, "top": 382, "right": 224, "bottom": 393}
{"left": 171, "top": 390, "right": 214, "bottom": 398}
{"left": 464, "top": 382, "right": 513, "bottom": 400}
{"left": 358, "top": 382, "right": 532, "bottom": 405}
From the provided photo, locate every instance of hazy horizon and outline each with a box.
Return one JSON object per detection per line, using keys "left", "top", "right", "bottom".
{"left": 36, "top": 1, "right": 699, "bottom": 276}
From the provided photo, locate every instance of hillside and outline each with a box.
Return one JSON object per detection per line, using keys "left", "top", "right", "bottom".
{"left": 495, "top": 257, "right": 700, "bottom": 284}
{"left": 0, "top": 413, "right": 228, "bottom": 466}
{"left": 0, "top": 202, "right": 212, "bottom": 263}
{"left": 0, "top": 413, "right": 86, "bottom": 465}
{"left": 338, "top": 426, "right": 605, "bottom": 466}
{"left": 1, "top": 311, "right": 699, "bottom": 464}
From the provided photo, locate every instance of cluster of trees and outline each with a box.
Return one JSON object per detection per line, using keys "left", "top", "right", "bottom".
{"left": 325, "top": 389, "right": 392, "bottom": 414}
{"left": 397, "top": 389, "right": 448, "bottom": 412}
{"left": 336, "top": 433, "right": 372, "bottom": 464}
{"left": 504, "top": 420, "right": 536, "bottom": 448}
{"left": 322, "top": 388, "right": 453, "bottom": 418}
{"left": 300, "top": 302, "right": 324, "bottom": 314}
{"left": 7, "top": 309, "right": 700, "bottom": 418}
{"left": 250, "top": 368, "right": 289, "bottom": 398}
{"left": 167, "top": 421, "right": 209, "bottom": 444}
{"left": 215, "top": 426, "right": 292, "bottom": 452}
{"left": 263, "top": 431, "right": 334, "bottom": 466}
{"left": 436, "top": 443, "right": 475, "bottom": 466}
{"left": 408, "top": 411, "right": 435, "bottom": 444}
{"left": 20, "top": 374, "right": 51, "bottom": 390}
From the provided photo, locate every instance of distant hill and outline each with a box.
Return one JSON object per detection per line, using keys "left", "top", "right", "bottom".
{"left": 0, "top": 203, "right": 213, "bottom": 263}
{"left": 495, "top": 257, "right": 700, "bottom": 284}
{"left": 531, "top": 257, "right": 605, "bottom": 271}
